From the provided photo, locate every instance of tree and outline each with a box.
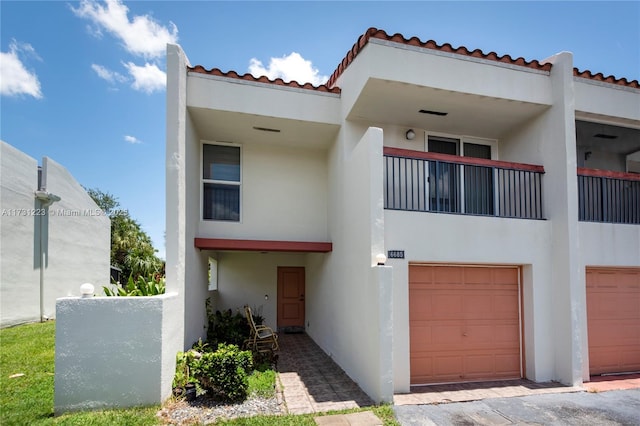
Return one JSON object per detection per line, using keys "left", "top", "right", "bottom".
{"left": 87, "top": 188, "right": 163, "bottom": 280}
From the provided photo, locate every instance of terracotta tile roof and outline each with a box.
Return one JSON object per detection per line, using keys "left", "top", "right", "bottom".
{"left": 326, "top": 27, "right": 639, "bottom": 90}
{"left": 188, "top": 27, "right": 638, "bottom": 92}
{"left": 326, "top": 27, "right": 552, "bottom": 88}
{"left": 573, "top": 68, "right": 639, "bottom": 88}
{"left": 187, "top": 65, "right": 341, "bottom": 94}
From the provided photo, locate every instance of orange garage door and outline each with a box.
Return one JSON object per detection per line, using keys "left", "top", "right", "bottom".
{"left": 409, "top": 264, "right": 522, "bottom": 385}
{"left": 586, "top": 268, "right": 640, "bottom": 375}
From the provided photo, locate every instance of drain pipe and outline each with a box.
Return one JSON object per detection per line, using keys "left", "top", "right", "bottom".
{"left": 35, "top": 190, "right": 61, "bottom": 322}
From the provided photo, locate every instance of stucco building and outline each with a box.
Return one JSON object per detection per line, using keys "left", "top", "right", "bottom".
{"left": 1, "top": 141, "right": 110, "bottom": 327}
{"left": 166, "top": 28, "right": 640, "bottom": 403}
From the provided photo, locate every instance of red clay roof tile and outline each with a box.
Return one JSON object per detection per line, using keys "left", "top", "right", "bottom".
{"left": 326, "top": 27, "right": 552, "bottom": 88}
{"left": 188, "top": 27, "right": 638, "bottom": 92}
{"left": 187, "top": 65, "right": 341, "bottom": 94}
{"left": 573, "top": 68, "right": 639, "bottom": 88}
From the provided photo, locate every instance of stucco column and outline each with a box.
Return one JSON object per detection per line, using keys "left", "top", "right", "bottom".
{"left": 542, "top": 52, "right": 583, "bottom": 386}
{"left": 166, "top": 43, "right": 189, "bottom": 349}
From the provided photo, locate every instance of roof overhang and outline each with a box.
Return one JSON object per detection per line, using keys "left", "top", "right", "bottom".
{"left": 195, "top": 238, "right": 332, "bottom": 253}
{"left": 348, "top": 78, "right": 549, "bottom": 139}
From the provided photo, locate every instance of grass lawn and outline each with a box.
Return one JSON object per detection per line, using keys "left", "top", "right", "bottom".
{"left": 1, "top": 321, "right": 399, "bottom": 425}
{"left": 0, "top": 321, "right": 158, "bottom": 425}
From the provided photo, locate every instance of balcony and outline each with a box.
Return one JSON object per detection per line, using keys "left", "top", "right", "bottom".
{"left": 577, "top": 168, "right": 640, "bottom": 224}
{"left": 384, "top": 147, "right": 545, "bottom": 219}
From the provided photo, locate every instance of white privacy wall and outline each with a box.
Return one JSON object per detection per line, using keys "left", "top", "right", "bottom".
{"left": 1, "top": 142, "right": 41, "bottom": 326}
{"left": 0, "top": 142, "right": 110, "bottom": 327}
{"left": 55, "top": 293, "right": 181, "bottom": 414}
{"left": 43, "top": 157, "right": 111, "bottom": 313}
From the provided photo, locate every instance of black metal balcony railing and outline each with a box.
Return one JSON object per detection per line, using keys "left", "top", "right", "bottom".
{"left": 384, "top": 148, "right": 545, "bottom": 219}
{"left": 578, "top": 168, "right": 640, "bottom": 224}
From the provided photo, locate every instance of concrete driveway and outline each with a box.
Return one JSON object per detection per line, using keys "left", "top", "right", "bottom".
{"left": 394, "top": 389, "right": 640, "bottom": 425}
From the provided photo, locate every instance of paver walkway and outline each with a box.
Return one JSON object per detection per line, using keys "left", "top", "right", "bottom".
{"left": 276, "top": 332, "right": 374, "bottom": 415}
{"left": 394, "top": 379, "right": 582, "bottom": 406}
{"left": 583, "top": 373, "right": 640, "bottom": 392}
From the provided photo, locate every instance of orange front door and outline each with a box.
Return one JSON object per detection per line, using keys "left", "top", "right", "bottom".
{"left": 586, "top": 267, "right": 640, "bottom": 375}
{"left": 409, "top": 264, "right": 522, "bottom": 385}
{"left": 277, "top": 267, "right": 305, "bottom": 329}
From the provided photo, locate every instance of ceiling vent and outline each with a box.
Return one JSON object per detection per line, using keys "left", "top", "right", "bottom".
{"left": 419, "top": 109, "right": 448, "bottom": 116}
{"left": 594, "top": 133, "right": 617, "bottom": 139}
{"left": 253, "top": 126, "right": 281, "bottom": 133}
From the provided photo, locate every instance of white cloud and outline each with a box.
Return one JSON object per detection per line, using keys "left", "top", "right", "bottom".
{"left": 71, "top": 0, "right": 178, "bottom": 59}
{"left": 0, "top": 40, "right": 43, "bottom": 99}
{"left": 123, "top": 62, "right": 165, "bottom": 94}
{"left": 124, "top": 135, "right": 141, "bottom": 144}
{"left": 91, "top": 63, "right": 127, "bottom": 84}
{"left": 248, "top": 52, "right": 328, "bottom": 86}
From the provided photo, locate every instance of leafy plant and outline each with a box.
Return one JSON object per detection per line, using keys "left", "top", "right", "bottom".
{"left": 87, "top": 188, "right": 164, "bottom": 280}
{"left": 192, "top": 343, "right": 253, "bottom": 402}
{"left": 206, "top": 299, "right": 250, "bottom": 347}
{"left": 172, "top": 350, "right": 199, "bottom": 390}
{"left": 103, "top": 274, "right": 165, "bottom": 296}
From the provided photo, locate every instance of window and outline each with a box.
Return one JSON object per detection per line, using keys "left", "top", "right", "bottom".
{"left": 202, "top": 143, "right": 241, "bottom": 221}
{"left": 208, "top": 257, "right": 218, "bottom": 290}
{"left": 426, "top": 135, "right": 496, "bottom": 215}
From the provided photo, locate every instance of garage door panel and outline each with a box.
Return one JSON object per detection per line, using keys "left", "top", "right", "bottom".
{"left": 494, "top": 295, "right": 519, "bottom": 316}
{"left": 409, "top": 264, "right": 522, "bottom": 384}
{"left": 493, "top": 268, "right": 519, "bottom": 284}
{"left": 587, "top": 267, "right": 640, "bottom": 376}
{"left": 409, "top": 325, "right": 432, "bottom": 350}
{"left": 432, "top": 294, "right": 464, "bottom": 317}
{"left": 434, "top": 355, "right": 464, "bottom": 375}
{"left": 464, "top": 295, "right": 492, "bottom": 318}
{"left": 493, "top": 324, "right": 521, "bottom": 345}
{"left": 410, "top": 355, "right": 432, "bottom": 381}
{"left": 495, "top": 353, "right": 521, "bottom": 374}
{"left": 464, "top": 268, "right": 492, "bottom": 284}
{"left": 431, "top": 325, "right": 464, "bottom": 346}
{"left": 622, "top": 350, "right": 640, "bottom": 367}
{"left": 433, "top": 267, "right": 464, "bottom": 284}
{"left": 465, "top": 355, "right": 495, "bottom": 375}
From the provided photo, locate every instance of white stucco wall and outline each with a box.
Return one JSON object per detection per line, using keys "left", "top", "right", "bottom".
{"left": 0, "top": 142, "right": 110, "bottom": 327}
{"left": 166, "top": 43, "right": 190, "bottom": 348}
{"left": 303, "top": 126, "right": 393, "bottom": 403}
{"left": 55, "top": 293, "right": 181, "bottom": 414}
{"left": 574, "top": 79, "right": 640, "bottom": 122}
{"left": 187, "top": 74, "right": 341, "bottom": 126}
{"left": 335, "top": 40, "right": 552, "bottom": 117}
{"left": 1, "top": 142, "right": 41, "bottom": 325}
{"left": 42, "top": 157, "right": 110, "bottom": 314}
{"left": 198, "top": 143, "right": 329, "bottom": 242}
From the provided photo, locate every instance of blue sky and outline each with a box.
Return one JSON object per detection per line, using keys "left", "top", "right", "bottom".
{"left": 2, "top": 1, "right": 639, "bottom": 259}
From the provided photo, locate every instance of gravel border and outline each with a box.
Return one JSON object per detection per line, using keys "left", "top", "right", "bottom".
{"left": 157, "top": 378, "right": 286, "bottom": 424}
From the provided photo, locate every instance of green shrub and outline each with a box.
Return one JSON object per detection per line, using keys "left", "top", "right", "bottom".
{"left": 103, "top": 274, "right": 165, "bottom": 296}
{"left": 191, "top": 343, "right": 253, "bottom": 402}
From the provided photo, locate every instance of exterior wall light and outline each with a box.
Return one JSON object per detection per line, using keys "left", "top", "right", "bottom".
{"left": 405, "top": 129, "right": 416, "bottom": 140}
{"left": 376, "top": 253, "right": 387, "bottom": 265}
{"left": 80, "top": 283, "right": 95, "bottom": 298}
